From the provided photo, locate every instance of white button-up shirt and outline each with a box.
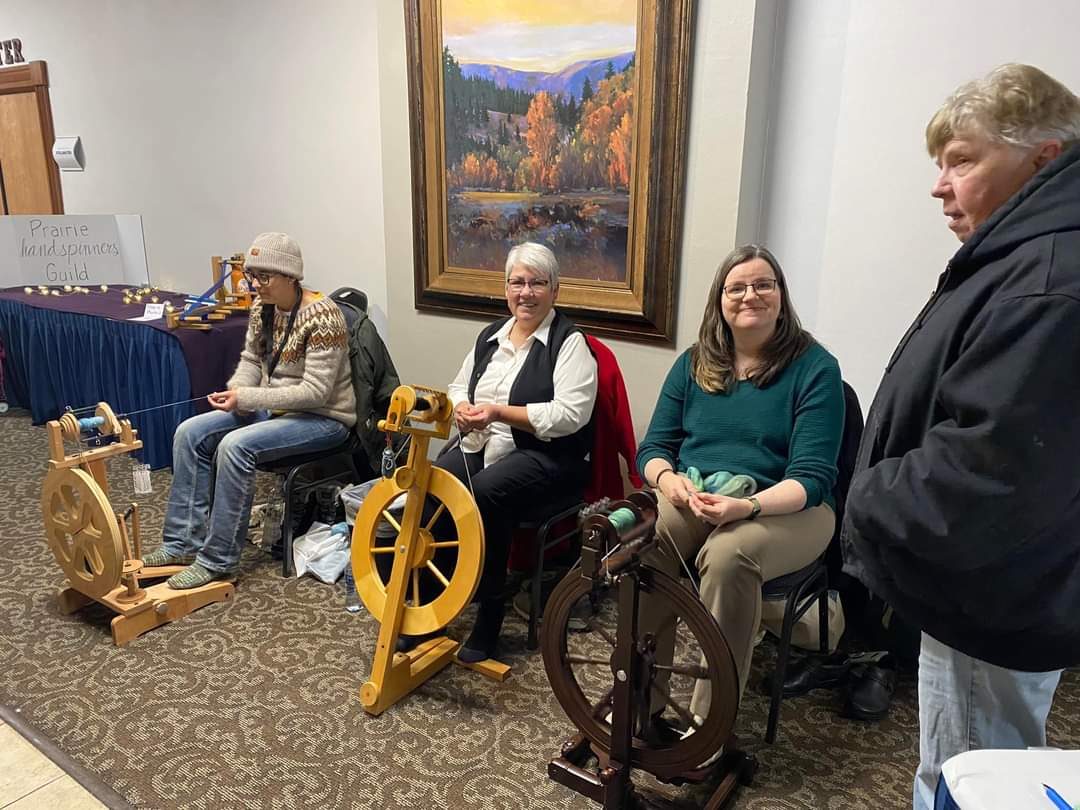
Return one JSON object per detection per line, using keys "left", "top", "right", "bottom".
{"left": 447, "top": 309, "right": 598, "bottom": 467}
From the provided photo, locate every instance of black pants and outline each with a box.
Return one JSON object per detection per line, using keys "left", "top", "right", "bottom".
{"left": 433, "top": 443, "right": 586, "bottom": 600}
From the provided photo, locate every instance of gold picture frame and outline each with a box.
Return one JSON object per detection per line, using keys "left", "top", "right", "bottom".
{"left": 405, "top": 0, "right": 694, "bottom": 344}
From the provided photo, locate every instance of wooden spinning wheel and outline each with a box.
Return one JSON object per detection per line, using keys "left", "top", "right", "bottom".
{"left": 41, "top": 467, "right": 124, "bottom": 600}
{"left": 543, "top": 566, "right": 738, "bottom": 779}
{"left": 542, "top": 493, "right": 755, "bottom": 809}
{"left": 352, "top": 468, "right": 482, "bottom": 637}
{"left": 353, "top": 384, "right": 503, "bottom": 717}
{"left": 39, "top": 401, "right": 234, "bottom": 645}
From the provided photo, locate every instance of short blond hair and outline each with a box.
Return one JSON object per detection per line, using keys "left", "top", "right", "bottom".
{"left": 925, "top": 63, "right": 1080, "bottom": 158}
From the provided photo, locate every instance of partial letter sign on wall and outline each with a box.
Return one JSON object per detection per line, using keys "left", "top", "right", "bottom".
{"left": 0, "top": 39, "right": 25, "bottom": 65}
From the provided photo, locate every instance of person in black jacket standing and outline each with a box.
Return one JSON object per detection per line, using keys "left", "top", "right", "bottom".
{"left": 842, "top": 64, "right": 1080, "bottom": 810}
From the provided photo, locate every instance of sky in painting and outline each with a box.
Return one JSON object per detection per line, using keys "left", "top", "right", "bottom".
{"left": 442, "top": 0, "right": 636, "bottom": 73}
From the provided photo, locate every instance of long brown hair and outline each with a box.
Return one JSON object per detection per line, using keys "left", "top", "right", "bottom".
{"left": 690, "top": 244, "right": 813, "bottom": 393}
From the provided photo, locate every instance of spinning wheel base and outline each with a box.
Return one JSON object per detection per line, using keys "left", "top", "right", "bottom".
{"left": 550, "top": 734, "right": 757, "bottom": 810}
{"left": 361, "top": 635, "right": 460, "bottom": 716}
{"left": 57, "top": 574, "right": 234, "bottom": 646}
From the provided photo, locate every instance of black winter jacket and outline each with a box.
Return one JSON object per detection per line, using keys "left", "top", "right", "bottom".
{"left": 842, "top": 146, "right": 1080, "bottom": 672}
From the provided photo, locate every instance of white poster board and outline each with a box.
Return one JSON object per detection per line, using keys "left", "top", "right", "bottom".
{"left": 0, "top": 214, "right": 150, "bottom": 287}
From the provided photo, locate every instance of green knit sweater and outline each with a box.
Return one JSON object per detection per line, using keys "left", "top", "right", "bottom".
{"left": 636, "top": 343, "right": 844, "bottom": 508}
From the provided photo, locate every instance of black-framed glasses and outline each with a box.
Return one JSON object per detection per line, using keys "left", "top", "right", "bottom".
{"left": 507, "top": 277, "right": 551, "bottom": 292}
{"left": 243, "top": 270, "right": 276, "bottom": 285}
{"left": 723, "top": 278, "right": 777, "bottom": 300}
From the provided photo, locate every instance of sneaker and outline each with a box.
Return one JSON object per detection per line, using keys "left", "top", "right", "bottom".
{"left": 166, "top": 562, "right": 236, "bottom": 590}
{"left": 141, "top": 548, "right": 195, "bottom": 567}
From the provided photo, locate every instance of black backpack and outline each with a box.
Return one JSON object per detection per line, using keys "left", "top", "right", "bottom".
{"left": 329, "top": 288, "right": 400, "bottom": 474}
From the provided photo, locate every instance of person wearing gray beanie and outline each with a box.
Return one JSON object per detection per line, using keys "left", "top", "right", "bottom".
{"left": 145, "top": 232, "right": 357, "bottom": 590}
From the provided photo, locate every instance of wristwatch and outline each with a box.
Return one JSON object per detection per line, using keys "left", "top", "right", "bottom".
{"left": 745, "top": 496, "right": 761, "bottom": 520}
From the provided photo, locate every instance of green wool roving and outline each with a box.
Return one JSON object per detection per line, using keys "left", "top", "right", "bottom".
{"left": 685, "top": 467, "right": 757, "bottom": 498}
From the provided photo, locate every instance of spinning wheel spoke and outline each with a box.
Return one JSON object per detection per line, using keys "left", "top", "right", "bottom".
{"left": 425, "top": 560, "right": 450, "bottom": 588}
{"left": 371, "top": 545, "right": 396, "bottom": 554}
{"left": 651, "top": 681, "right": 699, "bottom": 730}
{"left": 430, "top": 540, "right": 459, "bottom": 549}
{"left": 424, "top": 503, "right": 445, "bottom": 531}
{"left": 381, "top": 510, "right": 402, "bottom": 532}
{"left": 654, "top": 662, "right": 710, "bottom": 680}
{"left": 411, "top": 568, "right": 420, "bottom": 608}
{"left": 566, "top": 655, "right": 610, "bottom": 667}
{"left": 585, "top": 619, "right": 618, "bottom": 649}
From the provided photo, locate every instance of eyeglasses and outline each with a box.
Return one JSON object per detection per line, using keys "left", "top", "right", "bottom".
{"left": 507, "top": 278, "right": 551, "bottom": 292}
{"left": 243, "top": 270, "right": 276, "bottom": 285}
{"left": 723, "top": 279, "right": 777, "bottom": 300}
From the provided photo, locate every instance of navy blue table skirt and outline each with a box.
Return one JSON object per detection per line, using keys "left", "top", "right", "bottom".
{"left": 0, "top": 288, "right": 247, "bottom": 469}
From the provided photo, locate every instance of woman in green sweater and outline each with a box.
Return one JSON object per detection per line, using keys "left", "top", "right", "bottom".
{"left": 636, "top": 244, "right": 844, "bottom": 753}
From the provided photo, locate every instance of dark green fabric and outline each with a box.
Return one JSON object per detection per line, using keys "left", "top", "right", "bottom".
{"left": 637, "top": 343, "right": 844, "bottom": 508}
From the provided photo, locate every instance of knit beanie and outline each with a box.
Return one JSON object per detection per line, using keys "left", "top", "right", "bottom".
{"left": 244, "top": 232, "right": 303, "bottom": 280}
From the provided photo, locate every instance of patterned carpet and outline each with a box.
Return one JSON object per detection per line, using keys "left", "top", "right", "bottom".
{"left": 2, "top": 410, "right": 1079, "bottom": 809}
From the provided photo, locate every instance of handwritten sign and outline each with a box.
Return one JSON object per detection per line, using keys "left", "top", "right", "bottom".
{"left": 0, "top": 215, "right": 150, "bottom": 287}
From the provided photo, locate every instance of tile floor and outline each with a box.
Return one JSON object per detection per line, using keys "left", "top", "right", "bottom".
{"left": 0, "top": 719, "right": 105, "bottom": 809}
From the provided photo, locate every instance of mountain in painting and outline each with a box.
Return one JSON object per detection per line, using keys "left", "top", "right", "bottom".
{"left": 460, "top": 52, "right": 634, "bottom": 101}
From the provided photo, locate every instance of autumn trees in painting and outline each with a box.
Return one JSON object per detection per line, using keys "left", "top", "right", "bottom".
{"left": 444, "top": 47, "right": 635, "bottom": 194}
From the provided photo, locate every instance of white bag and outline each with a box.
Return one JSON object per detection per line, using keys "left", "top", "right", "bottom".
{"left": 339, "top": 478, "right": 406, "bottom": 534}
{"left": 292, "top": 522, "right": 351, "bottom": 583}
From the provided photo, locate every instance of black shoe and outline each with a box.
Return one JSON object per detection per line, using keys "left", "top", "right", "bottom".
{"left": 458, "top": 599, "right": 506, "bottom": 663}
{"left": 395, "top": 631, "right": 439, "bottom": 653}
{"left": 761, "top": 651, "right": 850, "bottom": 698}
{"left": 843, "top": 654, "right": 897, "bottom": 722}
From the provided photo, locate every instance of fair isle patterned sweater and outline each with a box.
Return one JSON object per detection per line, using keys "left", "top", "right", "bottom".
{"left": 227, "top": 295, "right": 356, "bottom": 427}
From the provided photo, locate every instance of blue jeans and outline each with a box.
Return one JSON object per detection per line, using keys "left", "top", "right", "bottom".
{"left": 162, "top": 409, "right": 349, "bottom": 573}
{"left": 915, "top": 632, "right": 1062, "bottom": 810}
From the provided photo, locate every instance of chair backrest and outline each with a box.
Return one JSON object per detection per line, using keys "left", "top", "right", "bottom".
{"left": 824, "top": 381, "right": 865, "bottom": 584}
{"left": 327, "top": 287, "right": 401, "bottom": 472}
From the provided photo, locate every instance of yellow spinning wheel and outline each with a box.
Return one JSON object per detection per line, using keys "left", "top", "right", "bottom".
{"left": 41, "top": 467, "right": 123, "bottom": 599}
{"left": 352, "top": 467, "right": 484, "bottom": 637}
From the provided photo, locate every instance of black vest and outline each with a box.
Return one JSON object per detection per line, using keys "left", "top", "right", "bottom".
{"left": 467, "top": 310, "right": 593, "bottom": 462}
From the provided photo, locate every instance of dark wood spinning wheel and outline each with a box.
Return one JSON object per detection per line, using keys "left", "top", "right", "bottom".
{"left": 542, "top": 563, "right": 739, "bottom": 780}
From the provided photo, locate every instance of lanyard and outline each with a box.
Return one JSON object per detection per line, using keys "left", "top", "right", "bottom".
{"left": 264, "top": 288, "right": 302, "bottom": 381}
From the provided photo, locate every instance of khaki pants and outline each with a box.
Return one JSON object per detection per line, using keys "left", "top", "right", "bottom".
{"left": 641, "top": 492, "right": 834, "bottom": 717}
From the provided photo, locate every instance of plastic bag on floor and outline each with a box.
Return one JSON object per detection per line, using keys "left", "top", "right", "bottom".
{"left": 339, "top": 478, "right": 406, "bottom": 532}
{"left": 293, "top": 521, "right": 351, "bottom": 583}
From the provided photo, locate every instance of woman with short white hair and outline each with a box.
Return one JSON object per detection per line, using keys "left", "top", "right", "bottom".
{"left": 427, "top": 241, "right": 597, "bottom": 663}
{"left": 843, "top": 63, "right": 1080, "bottom": 810}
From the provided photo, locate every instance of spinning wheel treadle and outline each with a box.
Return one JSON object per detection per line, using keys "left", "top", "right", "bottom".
{"left": 352, "top": 467, "right": 483, "bottom": 636}
{"left": 543, "top": 565, "right": 738, "bottom": 779}
{"left": 42, "top": 467, "right": 123, "bottom": 599}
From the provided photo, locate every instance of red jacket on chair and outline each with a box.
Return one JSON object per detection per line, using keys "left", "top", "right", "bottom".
{"left": 506, "top": 335, "right": 642, "bottom": 571}
{"left": 585, "top": 335, "right": 643, "bottom": 501}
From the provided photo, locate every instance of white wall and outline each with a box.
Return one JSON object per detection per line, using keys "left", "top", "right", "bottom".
{"left": 375, "top": 0, "right": 772, "bottom": 439}
{"left": 762, "top": 0, "right": 1080, "bottom": 407}
{"left": 4, "top": 0, "right": 388, "bottom": 320}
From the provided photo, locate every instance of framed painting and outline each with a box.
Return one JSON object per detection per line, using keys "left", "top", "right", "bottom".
{"left": 405, "top": 0, "right": 694, "bottom": 344}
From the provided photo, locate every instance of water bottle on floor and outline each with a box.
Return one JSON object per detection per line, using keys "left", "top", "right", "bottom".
{"left": 344, "top": 562, "right": 361, "bottom": 613}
